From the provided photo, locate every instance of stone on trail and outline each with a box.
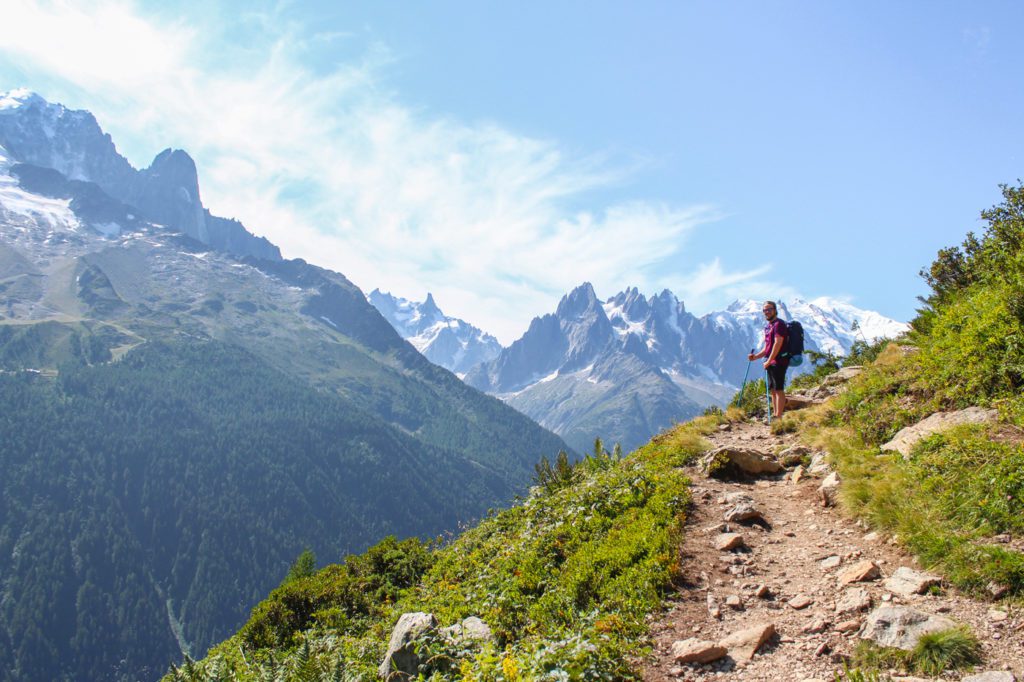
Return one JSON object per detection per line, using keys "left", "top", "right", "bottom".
{"left": 818, "top": 471, "right": 841, "bottom": 507}
{"left": 884, "top": 566, "right": 942, "bottom": 597}
{"left": 717, "top": 622, "right": 776, "bottom": 661}
{"left": 790, "top": 464, "right": 805, "bottom": 485}
{"left": 714, "top": 532, "right": 746, "bottom": 551}
{"left": 820, "top": 555, "right": 842, "bottom": 570}
{"left": 778, "top": 445, "right": 812, "bottom": 467}
{"left": 881, "top": 406, "right": 998, "bottom": 458}
{"left": 838, "top": 560, "right": 880, "bottom": 586}
{"left": 859, "top": 605, "right": 956, "bottom": 651}
{"left": 720, "top": 493, "right": 770, "bottom": 524}
{"left": 802, "top": 618, "right": 830, "bottom": 634}
{"left": 671, "top": 638, "right": 727, "bottom": 664}
{"left": 834, "top": 587, "right": 872, "bottom": 616}
{"left": 703, "top": 446, "right": 784, "bottom": 479}
{"left": 788, "top": 594, "right": 813, "bottom": 610}
{"left": 962, "top": 672, "right": 1017, "bottom": 682}
{"left": 834, "top": 619, "right": 861, "bottom": 633}
{"left": 379, "top": 612, "right": 438, "bottom": 679}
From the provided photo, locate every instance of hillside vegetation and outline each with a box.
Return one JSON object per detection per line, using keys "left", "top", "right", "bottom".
{"left": 170, "top": 184, "right": 1024, "bottom": 680}
{"left": 785, "top": 182, "right": 1024, "bottom": 595}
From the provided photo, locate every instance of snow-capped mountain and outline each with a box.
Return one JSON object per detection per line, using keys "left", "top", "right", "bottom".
{"left": 465, "top": 283, "right": 908, "bottom": 452}
{"left": 368, "top": 289, "right": 501, "bottom": 375}
{"left": 0, "top": 88, "right": 279, "bottom": 260}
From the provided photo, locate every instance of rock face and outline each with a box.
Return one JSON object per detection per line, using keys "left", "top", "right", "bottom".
{"left": 703, "top": 446, "right": 784, "bottom": 478}
{"left": 884, "top": 567, "right": 942, "bottom": 597}
{"left": 0, "top": 90, "right": 281, "bottom": 261}
{"left": 881, "top": 407, "right": 999, "bottom": 458}
{"left": 859, "top": 606, "right": 956, "bottom": 651}
{"left": 379, "top": 612, "right": 438, "bottom": 679}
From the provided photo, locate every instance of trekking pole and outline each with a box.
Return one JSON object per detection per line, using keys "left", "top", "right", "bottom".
{"left": 765, "top": 369, "right": 772, "bottom": 426}
{"left": 739, "top": 348, "right": 754, "bottom": 404}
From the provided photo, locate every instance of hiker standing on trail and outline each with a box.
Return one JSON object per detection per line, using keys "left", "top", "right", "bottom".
{"left": 748, "top": 301, "right": 788, "bottom": 419}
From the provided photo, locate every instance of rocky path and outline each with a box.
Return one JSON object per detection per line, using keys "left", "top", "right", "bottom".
{"left": 642, "top": 419, "right": 1024, "bottom": 682}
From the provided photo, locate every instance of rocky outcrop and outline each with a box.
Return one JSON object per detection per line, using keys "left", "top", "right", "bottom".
{"left": 881, "top": 407, "right": 999, "bottom": 458}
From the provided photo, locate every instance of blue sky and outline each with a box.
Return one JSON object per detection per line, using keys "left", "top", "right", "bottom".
{"left": 1, "top": 1, "right": 1021, "bottom": 342}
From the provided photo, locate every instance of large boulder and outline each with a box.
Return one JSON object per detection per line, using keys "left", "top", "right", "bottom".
{"left": 881, "top": 407, "right": 998, "bottom": 458}
{"left": 379, "top": 612, "right": 437, "bottom": 680}
{"left": 859, "top": 606, "right": 956, "bottom": 651}
{"left": 703, "top": 446, "right": 783, "bottom": 479}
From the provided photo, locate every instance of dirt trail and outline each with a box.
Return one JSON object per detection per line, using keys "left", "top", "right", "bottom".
{"left": 642, "top": 419, "right": 1024, "bottom": 682}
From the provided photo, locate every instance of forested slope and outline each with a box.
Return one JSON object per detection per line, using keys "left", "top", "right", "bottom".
{"left": 0, "top": 339, "right": 525, "bottom": 682}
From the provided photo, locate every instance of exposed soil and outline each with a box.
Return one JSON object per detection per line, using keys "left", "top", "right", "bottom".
{"left": 642, "top": 419, "right": 1024, "bottom": 682}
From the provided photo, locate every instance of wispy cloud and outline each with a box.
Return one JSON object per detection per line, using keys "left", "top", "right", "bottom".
{"left": 0, "top": 0, "right": 767, "bottom": 343}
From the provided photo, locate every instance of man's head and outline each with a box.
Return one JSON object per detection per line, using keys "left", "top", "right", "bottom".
{"left": 762, "top": 301, "right": 777, "bottom": 320}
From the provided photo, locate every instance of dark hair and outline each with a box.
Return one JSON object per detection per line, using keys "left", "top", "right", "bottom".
{"left": 764, "top": 300, "right": 777, "bottom": 311}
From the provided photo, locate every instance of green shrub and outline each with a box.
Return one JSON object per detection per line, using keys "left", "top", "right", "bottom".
{"left": 730, "top": 377, "right": 767, "bottom": 417}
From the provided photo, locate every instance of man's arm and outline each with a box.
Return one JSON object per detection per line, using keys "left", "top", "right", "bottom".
{"left": 766, "top": 335, "right": 785, "bottom": 364}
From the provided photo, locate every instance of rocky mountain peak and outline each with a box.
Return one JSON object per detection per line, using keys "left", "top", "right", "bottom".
{"left": 556, "top": 281, "right": 602, "bottom": 320}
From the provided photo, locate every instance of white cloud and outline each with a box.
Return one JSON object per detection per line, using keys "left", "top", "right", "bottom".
{"left": 0, "top": 0, "right": 763, "bottom": 343}
{"left": 665, "top": 258, "right": 800, "bottom": 314}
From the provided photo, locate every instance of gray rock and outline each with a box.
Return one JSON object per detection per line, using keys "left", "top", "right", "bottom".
{"left": 962, "top": 672, "right": 1017, "bottom": 682}
{"left": 379, "top": 612, "right": 437, "bottom": 679}
{"left": 671, "top": 638, "right": 727, "bottom": 664}
{"left": 818, "top": 472, "right": 840, "bottom": 507}
{"left": 820, "top": 555, "right": 842, "bottom": 570}
{"left": 440, "top": 616, "right": 493, "bottom": 644}
{"left": 859, "top": 606, "right": 956, "bottom": 651}
{"left": 834, "top": 588, "right": 872, "bottom": 616}
{"left": 724, "top": 500, "right": 766, "bottom": 524}
{"left": 703, "top": 446, "right": 784, "bottom": 478}
{"left": 881, "top": 407, "right": 998, "bottom": 458}
{"left": 824, "top": 366, "right": 864, "bottom": 385}
{"left": 778, "top": 445, "right": 812, "bottom": 467}
{"left": 883, "top": 566, "right": 941, "bottom": 597}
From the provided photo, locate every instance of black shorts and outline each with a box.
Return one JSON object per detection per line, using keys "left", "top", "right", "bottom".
{"left": 766, "top": 363, "right": 788, "bottom": 391}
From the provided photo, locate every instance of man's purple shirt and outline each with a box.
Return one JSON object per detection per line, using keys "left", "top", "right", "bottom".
{"left": 763, "top": 318, "right": 789, "bottom": 367}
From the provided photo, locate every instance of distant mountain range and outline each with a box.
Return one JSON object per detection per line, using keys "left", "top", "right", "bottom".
{"left": 367, "top": 289, "right": 501, "bottom": 375}
{"left": 377, "top": 283, "right": 907, "bottom": 453}
{"left": 0, "top": 90, "right": 568, "bottom": 682}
